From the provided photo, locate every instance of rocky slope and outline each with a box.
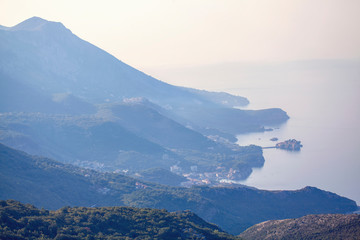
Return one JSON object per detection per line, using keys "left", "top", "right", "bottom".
{"left": 239, "top": 214, "right": 360, "bottom": 240}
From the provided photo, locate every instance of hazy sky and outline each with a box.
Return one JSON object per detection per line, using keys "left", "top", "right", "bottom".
{"left": 1, "top": 0, "right": 359, "bottom": 69}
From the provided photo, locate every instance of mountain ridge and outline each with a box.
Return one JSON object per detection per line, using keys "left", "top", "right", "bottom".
{"left": 239, "top": 214, "right": 360, "bottom": 240}
{"left": 0, "top": 199, "right": 238, "bottom": 240}
{"left": 0, "top": 16, "right": 288, "bottom": 136}
{"left": 1, "top": 17, "right": 283, "bottom": 181}
{"left": 0, "top": 143, "right": 357, "bottom": 234}
{"left": 10, "top": 16, "right": 62, "bottom": 32}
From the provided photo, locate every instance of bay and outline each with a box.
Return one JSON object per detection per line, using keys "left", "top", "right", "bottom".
{"left": 233, "top": 60, "right": 360, "bottom": 205}
{"left": 149, "top": 59, "right": 360, "bottom": 204}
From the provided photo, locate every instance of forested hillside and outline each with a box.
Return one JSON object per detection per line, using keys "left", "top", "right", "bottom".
{"left": 0, "top": 200, "right": 238, "bottom": 240}
{"left": 0, "top": 143, "right": 357, "bottom": 234}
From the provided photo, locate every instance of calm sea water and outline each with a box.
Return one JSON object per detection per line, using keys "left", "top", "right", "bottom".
{"left": 149, "top": 60, "right": 360, "bottom": 204}
{"left": 231, "top": 61, "right": 360, "bottom": 205}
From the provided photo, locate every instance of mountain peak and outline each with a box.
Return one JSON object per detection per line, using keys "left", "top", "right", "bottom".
{"left": 10, "top": 17, "right": 69, "bottom": 33}
{"left": 11, "top": 17, "right": 48, "bottom": 31}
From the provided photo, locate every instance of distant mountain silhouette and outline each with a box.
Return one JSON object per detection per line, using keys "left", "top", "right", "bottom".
{"left": 0, "top": 17, "right": 231, "bottom": 107}
{"left": 0, "top": 17, "right": 289, "bottom": 179}
{"left": 0, "top": 17, "right": 288, "bottom": 134}
{"left": 0, "top": 72, "right": 96, "bottom": 114}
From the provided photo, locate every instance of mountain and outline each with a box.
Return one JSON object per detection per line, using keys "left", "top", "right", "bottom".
{"left": 0, "top": 16, "right": 238, "bottom": 107}
{"left": 0, "top": 72, "right": 96, "bottom": 115}
{"left": 0, "top": 16, "right": 290, "bottom": 183}
{"left": 0, "top": 26, "right": 9, "bottom": 30}
{"left": 239, "top": 214, "right": 360, "bottom": 240}
{"left": 183, "top": 87, "right": 249, "bottom": 107}
{"left": 108, "top": 100, "right": 224, "bottom": 151}
{"left": 0, "top": 143, "right": 357, "bottom": 235}
{"left": 0, "top": 200, "right": 238, "bottom": 240}
{"left": 0, "top": 110, "right": 264, "bottom": 179}
{"left": 0, "top": 112, "right": 180, "bottom": 172}
{"left": 0, "top": 17, "right": 288, "bottom": 134}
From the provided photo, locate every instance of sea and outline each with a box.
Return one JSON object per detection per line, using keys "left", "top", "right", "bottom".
{"left": 149, "top": 59, "right": 360, "bottom": 205}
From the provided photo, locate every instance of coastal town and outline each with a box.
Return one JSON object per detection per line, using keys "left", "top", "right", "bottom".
{"left": 180, "top": 167, "right": 250, "bottom": 187}
{"left": 177, "top": 139, "right": 304, "bottom": 186}
{"left": 170, "top": 164, "right": 251, "bottom": 187}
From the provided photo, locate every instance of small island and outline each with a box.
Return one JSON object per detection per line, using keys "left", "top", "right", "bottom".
{"left": 276, "top": 139, "right": 303, "bottom": 151}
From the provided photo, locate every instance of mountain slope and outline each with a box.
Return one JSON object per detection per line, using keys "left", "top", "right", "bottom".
{"left": 239, "top": 214, "right": 360, "bottom": 240}
{"left": 0, "top": 72, "right": 96, "bottom": 114}
{"left": 109, "top": 100, "right": 224, "bottom": 151}
{"left": 134, "top": 168, "right": 188, "bottom": 186}
{"left": 0, "top": 110, "right": 266, "bottom": 180}
{"left": 0, "top": 16, "right": 288, "bottom": 179}
{"left": 0, "top": 17, "right": 221, "bottom": 106}
{"left": 0, "top": 200, "right": 238, "bottom": 240}
{"left": 0, "top": 17, "right": 288, "bottom": 134}
{"left": 0, "top": 113, "right": 180, "bottom": 171}
{"left": 0, "top": 143, "right": 357, "bottom": 235}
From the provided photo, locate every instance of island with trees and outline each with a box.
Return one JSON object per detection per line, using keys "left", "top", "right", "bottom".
{"left": 276, "top": 139, "right": 303, "bottom": 151}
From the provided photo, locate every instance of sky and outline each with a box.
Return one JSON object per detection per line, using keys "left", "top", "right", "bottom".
{"left": 1, "top": 0, "right": 359, "bottom": 70}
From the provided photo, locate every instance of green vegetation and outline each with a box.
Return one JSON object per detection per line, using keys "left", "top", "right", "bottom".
{"left": 134, "top": 168, "right": 187, "bottom": 186}
{"left": 0, "top": 200, "right": 239, "bottom": 240}
{"left": 0, "top": 143, "right": 357, "bottom": 235}
{"left": 239, "top": 214, "right": 360, "bottom": 240}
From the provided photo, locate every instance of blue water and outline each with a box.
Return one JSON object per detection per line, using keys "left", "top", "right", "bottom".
{"left": 150, "top": 60, "right": 360, "bottom": 204}
{"left": 230, "top": 61, "right": 360, "bottom": 205}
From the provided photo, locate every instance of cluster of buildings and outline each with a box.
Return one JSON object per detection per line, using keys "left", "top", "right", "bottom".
{"left": 179, "top": 166, "right": 245, "bottom": 187}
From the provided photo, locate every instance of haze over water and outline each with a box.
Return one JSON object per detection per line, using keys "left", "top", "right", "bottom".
{"left": 150, "top": 59, "right": 360, "bottom": 204}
